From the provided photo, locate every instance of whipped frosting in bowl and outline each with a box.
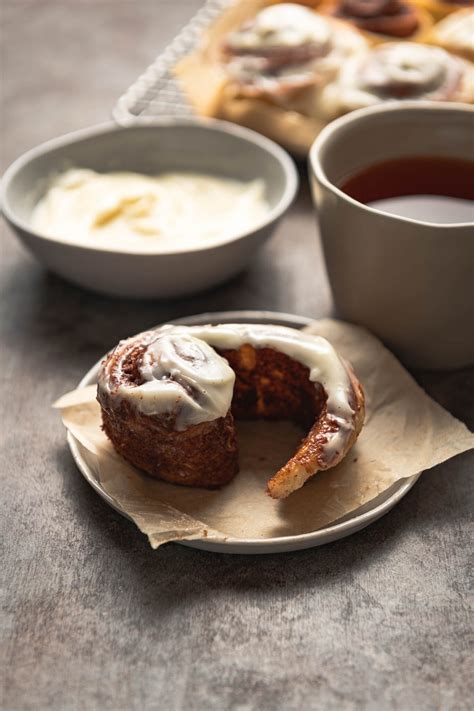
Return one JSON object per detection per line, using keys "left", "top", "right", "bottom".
{"left": 31, "top": 168, "right": 270, "bottom": 253}
{"left": 1, "top": 119, "right": 298, "bottom": 297}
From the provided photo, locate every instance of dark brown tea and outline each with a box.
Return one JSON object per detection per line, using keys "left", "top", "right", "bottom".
{"left": 340, "top": 156, "right": 474, "bottom": 224}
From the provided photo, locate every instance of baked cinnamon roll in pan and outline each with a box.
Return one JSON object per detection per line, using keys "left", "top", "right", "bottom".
{"left": 97, "top": 324, "right": 365, "bottom": 499}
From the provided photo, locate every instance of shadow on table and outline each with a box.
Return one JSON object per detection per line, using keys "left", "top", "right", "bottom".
{"left": 55, "top": 441, "right": 472, "bottom": 614}
{"left": 3, "top": 252, "right": 316, "bottom": 361}
{"left": 5, "top": 257, "right": 472, "bottom": 424}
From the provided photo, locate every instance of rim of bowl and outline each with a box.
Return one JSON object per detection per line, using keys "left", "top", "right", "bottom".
{"left": 1, "top": 117, "right": 299, "bottom": 256}
{"left": 309, "top": 101, "right": 474, "bottom": 231}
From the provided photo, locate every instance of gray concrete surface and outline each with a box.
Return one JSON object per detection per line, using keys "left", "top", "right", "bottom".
{"left": 1, "top": 2, "right": 473, "bottom": 710}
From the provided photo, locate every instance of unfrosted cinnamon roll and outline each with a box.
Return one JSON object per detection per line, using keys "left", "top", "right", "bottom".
{"left": 97, "top": 324, "right": 365, "bottom": 499}
{"left": 221, "top": 3, "right": 367, "bottom": 108}
{"left": 424, "top": 8, "right": 474, "bottom": 61}
{"left": 319, "top": 42, "right": 474, "bottom": 117}
{"left": 320, "top": 0, "right": 433, "bottom": 41}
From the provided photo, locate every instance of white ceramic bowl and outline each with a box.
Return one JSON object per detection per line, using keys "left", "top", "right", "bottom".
{"left": 1, "top": 119, "right": 298, "bottom": 298}
{"left": 309, "top": 102, "right": 474, "bottom": 370}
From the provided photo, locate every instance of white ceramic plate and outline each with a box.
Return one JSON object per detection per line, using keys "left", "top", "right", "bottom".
{"left": 69, "top": 310, "right": 420, "bottom": 554}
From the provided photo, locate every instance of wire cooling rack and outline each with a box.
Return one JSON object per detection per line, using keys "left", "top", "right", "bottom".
{"left": 113, "top": 0, "right": 232, "bottom": 124}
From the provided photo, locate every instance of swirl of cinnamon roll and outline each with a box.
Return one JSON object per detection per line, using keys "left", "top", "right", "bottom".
{"left": 319, "top": 42, "right": 474, "bottom": 116}
{"left": 221, "top": 3, "right": 367, "bottom": 98}
{"left": 101, "top": 330, "right": 235, "bottom": 429}
{"left": 97, "top": 324, "right": 365, "bottom": 499}
{"left": 98, "top": 329, "right": 239, "bottom": 489}
{"left": 331, "top": 0, "right": 421, "bottom": 37}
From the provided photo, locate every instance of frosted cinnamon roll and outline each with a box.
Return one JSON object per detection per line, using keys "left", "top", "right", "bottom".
{"left": 221, "top": 3, "right": 367, "bottom": 106}
{"left": 425, "top": 9, "right": 474, "bottom": 61}
{"left": 97, "top": 324, "right": 365, "bottom": 499}
{"left": 319, "top": 42, "right": 474, "bottom": 117}
{"left": 320, "top": 0, "right": 433, "bottom": 41}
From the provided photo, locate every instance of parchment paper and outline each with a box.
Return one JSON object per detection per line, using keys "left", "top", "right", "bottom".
{"left": 174, "top": 0, "right": 327, "bottom": 156}
{"left": 54, "top": 319, "right": 474, "bottom": 549}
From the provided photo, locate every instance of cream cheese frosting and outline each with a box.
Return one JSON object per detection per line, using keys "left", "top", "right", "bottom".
{"left": 31, "top": 169, "right": 269, "bottom": 253}
{"left": 131, "top": 332, "right": 236, "bottom": 428}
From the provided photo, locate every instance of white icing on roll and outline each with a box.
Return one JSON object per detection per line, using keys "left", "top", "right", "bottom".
{"left": 224, "top": 4, "right": 367, "bottom": 96}
{"left": 226, "top": 4, "right": 331, "bottom": 51}
{"left": 98, "top": 324, "right": 355, "bottom": 450}
{"left": 101, "top": 331, "right": 235, "bottom": 430}
{"left": 319, "top": 42, "right": 466, "bottom": 116}
{"left": 363, "top": 44, "right": 446, "bottom": 93}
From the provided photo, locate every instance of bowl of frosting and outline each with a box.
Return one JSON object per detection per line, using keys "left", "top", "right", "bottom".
{"left": 1, "top": 119, "right": 298, "bottom": 298}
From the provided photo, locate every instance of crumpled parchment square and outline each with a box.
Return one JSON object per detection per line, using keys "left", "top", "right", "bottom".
{"left": 54, "top": 319, "right": 474, "bottom": 549}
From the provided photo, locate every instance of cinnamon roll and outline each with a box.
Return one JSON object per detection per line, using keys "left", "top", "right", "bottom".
{"left": 97, "top": 324, "right": 365, "bottom": 499}
{"left": 424, "top": 8, "right": 474, "bottom": 61}
{"left": 319, "top": 42, "right": 474, "bottom": 117}
{"left": 220, "top": 3, "right": 367, "bottom": 109}
{"left": 320, "top": 0, "right": 433, "bottom": 41}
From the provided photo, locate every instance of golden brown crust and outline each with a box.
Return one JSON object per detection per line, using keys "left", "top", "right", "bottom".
{"left": 99, "top": 393, "right": 239, "bottom": 488}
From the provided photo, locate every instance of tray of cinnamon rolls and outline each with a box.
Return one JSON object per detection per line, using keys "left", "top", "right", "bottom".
{"left": 114, "top": 0, "right": 474, "bottom": 155}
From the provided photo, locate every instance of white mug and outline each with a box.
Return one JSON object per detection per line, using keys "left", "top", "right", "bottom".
{"left": 309, "top": 102, "right": 474, "bottom": 370}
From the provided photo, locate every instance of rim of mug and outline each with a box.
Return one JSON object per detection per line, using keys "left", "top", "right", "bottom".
{"left": 308, "top": 101, "right": 474, "bottom": 230}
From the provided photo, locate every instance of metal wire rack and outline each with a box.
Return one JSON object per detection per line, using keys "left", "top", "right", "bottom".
{"left": 113, "top": 0, "right": 232, "bottom": 124}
